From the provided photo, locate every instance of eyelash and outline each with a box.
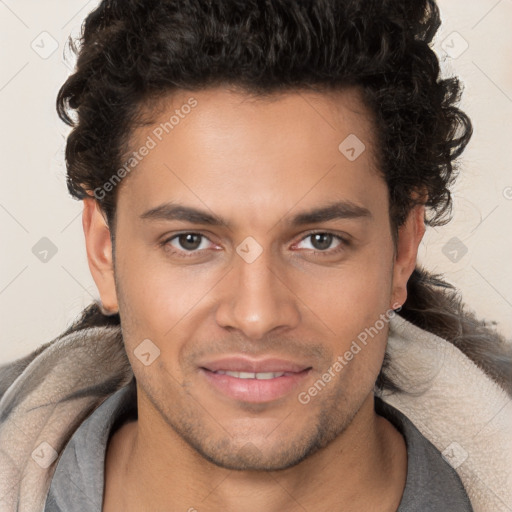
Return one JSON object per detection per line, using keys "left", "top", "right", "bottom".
{"left": 161, "top": 231, "right": 349, "bottom": 258}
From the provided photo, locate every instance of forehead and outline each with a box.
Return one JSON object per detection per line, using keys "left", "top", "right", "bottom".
{"left": 135, "top": 85, "right": 377, "bottom": 156}
{"left": 118, "top": 86, "right": 386, "bottom": 223}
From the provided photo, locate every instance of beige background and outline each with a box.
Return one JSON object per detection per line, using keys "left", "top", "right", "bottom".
{"left": 1, "top": 0, "right": 511, "bottom": 364}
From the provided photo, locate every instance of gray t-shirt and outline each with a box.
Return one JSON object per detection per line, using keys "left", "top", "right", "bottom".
{"left": 44, "top": 378, "right": 473, "bottom": 511}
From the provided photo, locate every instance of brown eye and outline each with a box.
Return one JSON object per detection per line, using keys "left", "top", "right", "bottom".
{"left": 176, "top": 233, "right": 203, "bottom": 251}
{"left": 165, "top": 233, "right": 212, "bottom": 255}
{"left": 295, "top": 232, "right": 344, "bottom": 253}
{"left": 310, "top": 233, "right": 335, "bottom": 251}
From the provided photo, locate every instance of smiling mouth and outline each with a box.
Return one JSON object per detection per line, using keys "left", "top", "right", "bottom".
{"left": 200, "top": 367, "right": 312, "bottom": 403}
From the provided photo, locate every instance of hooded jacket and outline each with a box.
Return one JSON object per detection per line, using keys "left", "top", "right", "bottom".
{"left": 0, "top": 268, "right": 511, "bottom": 512}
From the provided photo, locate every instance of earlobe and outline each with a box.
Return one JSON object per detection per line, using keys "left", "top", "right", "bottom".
{"left": 390, "top": 205, "right": 426, "bottom": 309}
{"left": 82, "top": 199, "right": 119, "bottom": 314}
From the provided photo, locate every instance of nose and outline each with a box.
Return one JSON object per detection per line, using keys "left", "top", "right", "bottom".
{"left": 214, "top": 247, "right": 301, "bottom": 340}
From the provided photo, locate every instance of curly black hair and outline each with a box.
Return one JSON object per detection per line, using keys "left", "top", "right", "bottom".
{"left": 57, "top": 0, "right": 472, "bottom": 233}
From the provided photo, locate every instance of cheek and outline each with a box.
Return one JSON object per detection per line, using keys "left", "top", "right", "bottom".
{"left": 296, "top": 246, "right": 394, "bottom": 386}
{"left": 296, "top": 247, "right": 394, "bottom": 335}
{"left": 114, "top": 231, "right": 225, "bottom": 364}
{"left": 116, "top": 255, "right": 210, "bottom": 335}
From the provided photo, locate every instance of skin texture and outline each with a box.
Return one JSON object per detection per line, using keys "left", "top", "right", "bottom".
{"left": 83, "top": 87, "right": 425, "bottom": 511}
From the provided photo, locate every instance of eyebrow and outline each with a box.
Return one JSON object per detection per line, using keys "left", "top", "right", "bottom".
{"left": 140, "top": 200, "right": 372, "bottom": 228}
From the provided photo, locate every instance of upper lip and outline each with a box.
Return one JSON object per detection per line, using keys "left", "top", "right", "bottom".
{"left": 199, "top": 356, "right": 311, "bottom": 373}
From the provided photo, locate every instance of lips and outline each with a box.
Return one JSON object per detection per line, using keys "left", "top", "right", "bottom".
{"left": 199, "top": 356, "right": 312, "bottom": 403}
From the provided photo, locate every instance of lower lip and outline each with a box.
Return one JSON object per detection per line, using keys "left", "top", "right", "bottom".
{"left": 200, "top": 368, "right": 311, "bottom": 403}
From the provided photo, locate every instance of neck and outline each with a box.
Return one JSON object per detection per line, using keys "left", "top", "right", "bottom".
{"left": 103, "top": 391, "right": 407, "bottom": 512}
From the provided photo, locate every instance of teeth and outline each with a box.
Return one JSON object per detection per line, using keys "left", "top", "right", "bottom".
{"left": 215, "top": 371, "right": 286, "bottom": 379}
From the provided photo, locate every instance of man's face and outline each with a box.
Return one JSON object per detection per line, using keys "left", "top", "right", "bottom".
{"left": 100, "top": 87, "right": 405, "bottom": 470}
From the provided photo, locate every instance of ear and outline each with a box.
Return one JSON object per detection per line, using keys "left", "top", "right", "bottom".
{"left": 390, "top": 204, "right": 426, "bottom": 309}
{"left": 82, "top": 198, "right": 118, "bottom": 314}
